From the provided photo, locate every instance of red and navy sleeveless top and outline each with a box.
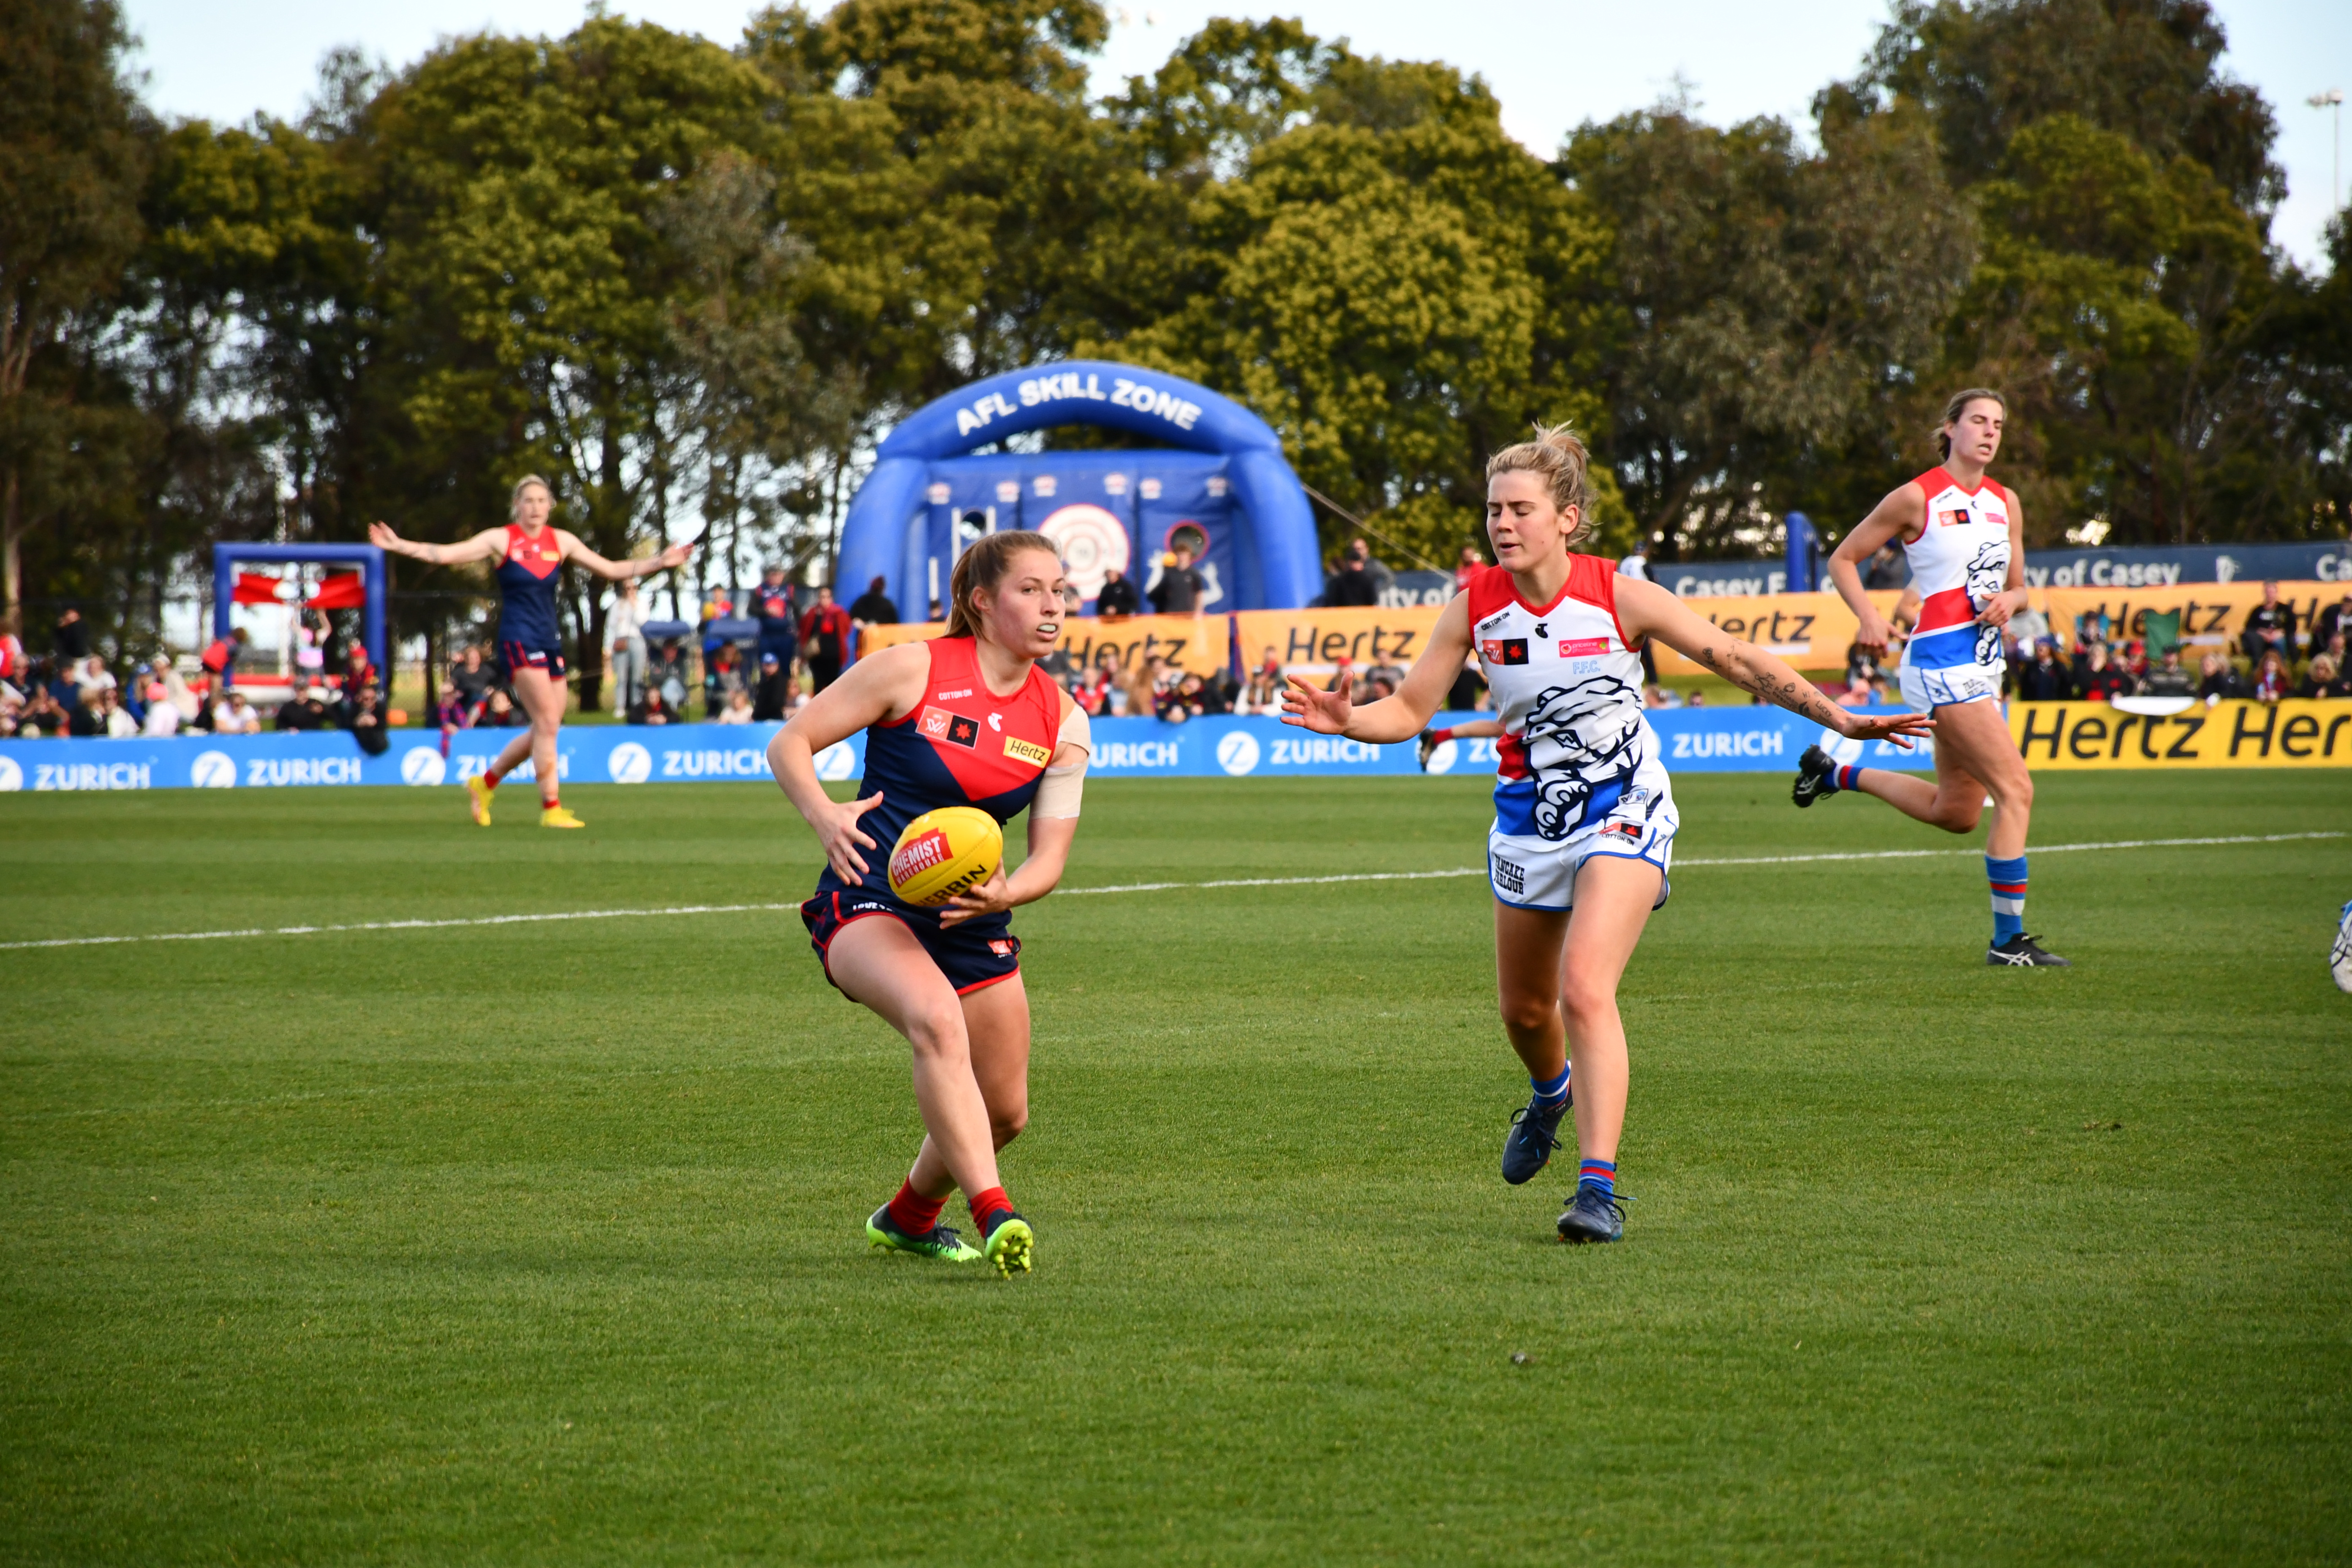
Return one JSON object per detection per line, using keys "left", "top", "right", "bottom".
{"left": 494, "top": 524, "right": 564, "bottom": 647}
{"left": 816, "top": 637, "right": 1063, "bottom": 899}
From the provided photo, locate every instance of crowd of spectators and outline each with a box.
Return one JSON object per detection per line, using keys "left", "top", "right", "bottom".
{"left": 1, "top": 605, "right": 392, "bottom": 744}
{"left": 1995, "top": 581, "right": 2352, "bottom": 704}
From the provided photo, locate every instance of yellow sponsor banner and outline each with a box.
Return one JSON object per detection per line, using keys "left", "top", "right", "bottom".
{"left": 2009, "top": 698, "right": 2352, "bottom": 768}
{"left": 1230, "top": 607, "right": 1443, "bottom": 671}
{"left": 2036, "top": 580, "right": 2342, "bottom": 645}
{"left": 1649, "top": 591, "right": 1906, "bottom": 675}
{"left": 860, "top": 614, "right": 1229, "bottom": 675}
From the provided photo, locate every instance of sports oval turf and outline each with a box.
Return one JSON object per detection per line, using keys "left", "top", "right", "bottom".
{"left": 2, "top": 770, "right": 2347, "bottom": 1565}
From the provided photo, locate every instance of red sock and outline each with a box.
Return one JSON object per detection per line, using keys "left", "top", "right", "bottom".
{"left": 968, "top": 1185, "right": 1014, "bottom": 1233}
{"left": 887, "top": 1180, "right": 947, "bottom": 1236}
{"left": 1428, "top": 726, "right": 1456, "bottom": 744}
{"left": 481, "top": 767, "right": 501, "bottom": 788}
{"left": 542, "top": 794, "right": 559, "bottom": 811}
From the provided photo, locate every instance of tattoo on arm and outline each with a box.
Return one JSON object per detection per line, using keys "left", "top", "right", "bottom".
{"left": 1718, "top": 642, "right": 1841, "bottom": 726}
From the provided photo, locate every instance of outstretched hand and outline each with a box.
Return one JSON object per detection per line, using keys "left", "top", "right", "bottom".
{"left": 656, "top": 541, "right": 693, "bottom": 572}
{"left": 367, "top": 520, "right": 401, "bottom": 550}
{"left": 817, "top": 791, "right": 886, "bottom": 882}
{"left": 1837, "top": 709, "right": 1936, "bottom": 750}
{"left": 1279, "top": 672, "right": 1353, "bottom": 734}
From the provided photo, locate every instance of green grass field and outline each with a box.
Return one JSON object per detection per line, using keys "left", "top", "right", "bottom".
{"left": 3, "top": 770, "right": 2348, "bottom": 1565}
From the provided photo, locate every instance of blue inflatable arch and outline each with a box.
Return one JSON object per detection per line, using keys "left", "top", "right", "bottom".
{"left": 836, "top": 361, "right": 1321, "bottom": 620}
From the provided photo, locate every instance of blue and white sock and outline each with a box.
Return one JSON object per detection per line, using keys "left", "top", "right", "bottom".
{"left": 1531, "top": 1062, "right": 1571, "bottom": 1111}
{"left": 1987, "top": 854, "right": 2028, "bottom": 945}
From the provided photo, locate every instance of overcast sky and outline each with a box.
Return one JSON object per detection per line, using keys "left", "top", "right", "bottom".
{"left": 120, "top": 0, "right": 2350, "bottom": 268}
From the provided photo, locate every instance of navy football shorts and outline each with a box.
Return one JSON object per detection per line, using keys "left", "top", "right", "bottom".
{"left": 496, "top": 637, "right": 567, "bottom": 682}
{"left": 801, "top": 888, "right": 1022, "bottom": 997}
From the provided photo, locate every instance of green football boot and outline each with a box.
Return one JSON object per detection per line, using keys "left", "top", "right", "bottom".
{"left": 980, "top": 1212, "right": 1034, "bottom": 1278}
{"left": 866, "top": 1205, "right": 983, "bottom": 1263}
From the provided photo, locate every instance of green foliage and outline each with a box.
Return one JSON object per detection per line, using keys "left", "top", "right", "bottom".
{"left": 6, "top": 0, "right": 2349, "bottom": 656}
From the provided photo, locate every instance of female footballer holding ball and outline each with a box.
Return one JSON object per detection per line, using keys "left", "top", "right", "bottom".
{"left": 767, "top": 532, "right": 1091, "bottom": 1277}
{"left": 1285, "top": 426, "right": 1930, "bottom": 1243}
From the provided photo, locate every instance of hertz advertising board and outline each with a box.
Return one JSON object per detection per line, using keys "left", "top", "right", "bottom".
{"left": 2009, "top": 699, "right": 2352, "bottom": 768}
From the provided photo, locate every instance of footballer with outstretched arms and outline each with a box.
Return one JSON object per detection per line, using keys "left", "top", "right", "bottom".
{"left": 1285, "top": 425, "right": 1932, "bottom": 1243}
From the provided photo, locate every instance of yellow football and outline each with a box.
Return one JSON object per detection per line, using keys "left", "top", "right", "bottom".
{"left": 887, "top": 806, "right": 1004, "bottom": 907}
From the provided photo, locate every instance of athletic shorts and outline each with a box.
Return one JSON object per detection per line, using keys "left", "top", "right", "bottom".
{"left": 1897, "top": 660, "right": 2001, "bottom": 713}
{"left": 496, "top": 637, "right": 567, "bottom": 682}
{"left": 801, "top": 889, "right": 1021, "bottom": 998}
{"left": 1487, "top": 790, "right": 1677, "bottom": 914}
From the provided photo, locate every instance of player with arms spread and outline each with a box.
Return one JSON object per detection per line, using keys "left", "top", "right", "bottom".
{"left": 370, "top": 476, "right": 689, "bottom": 828}
{"left": 1285, "top": 425, "right": 1930, "bottom": 1243}
{"left": 766, "top": 533, "right": 1092, "bottom": 1278}
{"left": 1790, "top": 389, "right": 2068, "bottom": 967}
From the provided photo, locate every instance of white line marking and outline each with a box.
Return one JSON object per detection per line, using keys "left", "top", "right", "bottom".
{"left": 2, "top": 832, "right": 2338, "bottom": 951}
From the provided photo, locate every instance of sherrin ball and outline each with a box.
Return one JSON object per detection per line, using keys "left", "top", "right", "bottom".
{"left": 887, "top": 806, "right": 1004, "bottom": 907}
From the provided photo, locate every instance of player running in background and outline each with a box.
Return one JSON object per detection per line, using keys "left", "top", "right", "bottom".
{"left": 766, "top": 532, "right": 1092, "bottom": 1278}
{"left": 370, "top": 477, "right": 689, "bottom": 828}
{"left": 1791, "top": 389, "right": 2069, "bottom": 967}
{"left": 1285, "top": 426, "right": 1930, "bottom": 1243}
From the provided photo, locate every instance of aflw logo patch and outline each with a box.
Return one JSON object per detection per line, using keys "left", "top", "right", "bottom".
{"left": 1480, "top": 638, "right": 1530, "bottom": 665}
{"left": 1002, "top": 735, "right": 1051, "bottom": 767}
{"left": 890, "top": 830, "right": 950, "bottom": 883}
{"left": 919, "top": 706, "right": 980, "bottom": 748}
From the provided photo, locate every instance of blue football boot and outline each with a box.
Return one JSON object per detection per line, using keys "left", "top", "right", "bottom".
{"left": 1501, "top": 1088, "right": 1571, "bottom": 1186}
{"left": 1556, "top": 1183, "right": 1630, "bottom": 1244}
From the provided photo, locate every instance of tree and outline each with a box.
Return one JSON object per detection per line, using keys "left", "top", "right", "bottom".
{"left": 1085, "top": 36, "right": 1622, "bottom": 566}
{"left": 1562, "top": 103, "right": 1974, "bottom": 558}
{"left": 359, "top": 17, "right": 774, "bottom": 704}
{"left": 0, "top": 0, "right": 147, "bottom": 634}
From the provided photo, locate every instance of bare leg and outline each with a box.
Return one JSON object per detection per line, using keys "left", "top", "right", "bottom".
{"left": 1493, "top": 903, "right": 1570, "bottom": 1085}
{"left": 1925, "top": 701, "right": 2033, "bottom": 858}
{"left": 825, "top": 918, "right": 1002, "bottom": 1200}
{"left": 1847, "top": 717, "right": 1991, "bottom": 837}
{"left": 906, "top": 976, "right": 1032, "bottom": 1199}
{"left": 505, "top": 668, "right": 566, "bottom": 805}
{"left": 1556, "top": 858, "right": 1661, "bottom": 1165}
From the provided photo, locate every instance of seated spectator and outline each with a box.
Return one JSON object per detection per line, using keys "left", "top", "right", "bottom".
{"left": 2197, "top": 653, "right": 2245, "bottom": 702}
{"left": 1861, "top": 542, "right": 1908, "bottom": 589}
{"left": 214, "top": 689, "right": 261, "bottom": 734}
{"left": 450, "top": 646, "right": 494, "bottom": 724}
{"left": 629, "top": 686, "right": 675, "bottom": 725}
{"left": 2137, "top": 647, "right": 2194, "bottom": 698}
{"left": 1124, "top": 655, "right": 1165, "bottom": 720}
{"left": 1685, "top": 690, "right": 1707, "bottom": 708}
{"left": 2313, "top": 591, "right": 2351, "bottom": 659}
{"left": 436, "top": 686, "right": 472, "bottom": 732}
{"left": 1243, "top": 647, "right": 1282, "bottom": 713}
{"left": 2251, "top": 648, "right": 2291, "bottom": 703}
{"left": 717, "top": 688, "right": 756, "bottom": 724}
{"left": 141, "top": 681, "right": 181, "bottom": 735}
{"left": 703, "top": 643, "right": 746, "bottom": 717}
{"left": 2077, "top": 642, "right": 2130, "bottom": 702}
{"left": 74, "top": 653, "right": 117, "bottom": 704}
{"left": 751, "top": 651, "right": 795, "bottom": 721}
{"left": 1836, "top": 671, "right": 1877, "bottom": 708}
{"left": 483, "top": 688, "right": 521, "bottom": 727}
{"left": 2016, "top": 640, "right": 2072, "bottom": 701}
{"left": 1326, "top": 654, "right": 1356, "bottom": 694}
{"left": 1324, "top": 547, "right": 1378, "bottom": 607}
{"left": 68, "top": 689, "right": 106, "bottom": 736}
{"left": 343, "top": 681, "right": 390, "bottom": 756}
{"left": 2296, "top": 654, "right": 2352, "bottom": 700}
{"left": 648, "top": 638, "right": 689, "bottom": 708}
{"left": 1076, "top": 650, "right": 1117, "bottom": 717}
{"left": 16, "top": 685, "right": 68, "bottom": 737}
{"left": 1157, "top": 672, "right": 1203, "bottom": 722}
{"left": 1094, "top": 567, "right": 1140, "bottom": 617}
{"left": 1643, "top": 684, "right": 1673, "bottom": 708}
{"left": 2240, "top": 581, "right": 2296, "bottom": 663}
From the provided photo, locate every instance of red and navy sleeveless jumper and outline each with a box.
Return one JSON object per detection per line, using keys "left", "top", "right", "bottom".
{"left": 494, "top": 524, "right": 566, "bottom": 680}
{"left": 803, "top": 636, "right": 1064, "bottom": 995}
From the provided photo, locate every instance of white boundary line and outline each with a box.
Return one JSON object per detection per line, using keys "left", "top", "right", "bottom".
{"left": 1, "top": 832, "right": 2338, "bottom": 952}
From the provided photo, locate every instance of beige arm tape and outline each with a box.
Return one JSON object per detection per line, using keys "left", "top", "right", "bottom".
{"left": 1032, "top": 705, "right": 1092, "bottom": 818}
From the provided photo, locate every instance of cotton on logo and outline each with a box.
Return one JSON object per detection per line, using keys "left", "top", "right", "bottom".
{"left": 189, "top": 750, "right": 238, "bottom": 788}
{"left": 1215, "top": 731, "right": 1259, "bottom": 776}
{"left": 400, "top": 747, "right": 446, "bottom": 786}
{"left": 607, "top": 742, "right": 653, "bottom": 784}
{"left": 0, "top": 754, "right": 20, "bottom": 792}
{"left": 814, "top": 742, "right": 857, "bottom": 781}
